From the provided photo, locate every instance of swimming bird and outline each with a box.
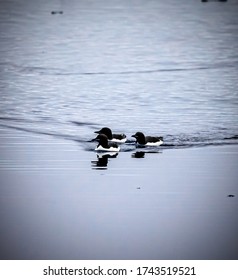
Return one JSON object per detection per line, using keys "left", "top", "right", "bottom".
{"left": 93, "top": 134, "right": 121, "bottom": 152}
{"left": 94, "top": 127, "right": 127, "bottom": 143}
{"left": 131, "top": 132, "right": 163, "bottom": 146}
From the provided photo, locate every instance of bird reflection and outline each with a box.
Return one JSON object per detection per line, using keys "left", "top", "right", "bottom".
{"left": 131, "top": 151, "right": 145, "bottom": 158}
{"left": 91, "top": 152, "right": 118, "bottom": 169}
{"left": 131, "top": 150, "right": 163, "bottom": 158}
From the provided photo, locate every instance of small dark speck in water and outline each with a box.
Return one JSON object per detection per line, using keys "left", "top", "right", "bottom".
{"left": 51, "top": 11, "right": 63, "bottom": 15}
{"left": 137, "top": 187, "right": 141, "bottom": 189}
{"left": 227, "top": 195, "right": 235, "bottom": 197}
{"left": 201, "top": 0, "right": 227, "bottom": 2}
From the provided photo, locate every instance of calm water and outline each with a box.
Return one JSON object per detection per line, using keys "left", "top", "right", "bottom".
{"left": 0, "top": 0, "right": 238, "bottom": 148}
{"left": 0, "top": 0, "right": 238, "bottom": 260}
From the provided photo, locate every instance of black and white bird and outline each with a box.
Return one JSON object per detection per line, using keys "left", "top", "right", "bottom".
{"left": 93, "top": 134, "right": 121, "bottom": 152}
{"left": 131, "top": 132, "right": 163, "bottom": 146}
{"left": 94, "top": 127, "right": 127, "bottom": 143}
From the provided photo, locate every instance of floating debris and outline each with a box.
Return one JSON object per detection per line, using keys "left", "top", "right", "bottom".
{"left": 201, "top": 0, "right": 227, "bottom": 2}
{"left": 51, "top": 11, "right": 63, "bottom": 15}
{"left": 227, "top": 195, "right": 235, "bottom": 197}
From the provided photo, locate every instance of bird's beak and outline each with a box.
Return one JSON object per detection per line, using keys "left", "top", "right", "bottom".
{"left": 94, "top": 130, "right": 100, "bottom": 134}
{"left": 131, "top": 134, "right": 136, "bottom": 138}
{"left": 91, "top": 137, "right": 98, "bottom": 142}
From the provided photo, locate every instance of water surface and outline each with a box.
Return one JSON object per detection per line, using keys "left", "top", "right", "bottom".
{"left": 0, "top": 0, "right": 238, "bottom": 148}
{"left": 0, "top": 0, "right": 238, "bottom": 260}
